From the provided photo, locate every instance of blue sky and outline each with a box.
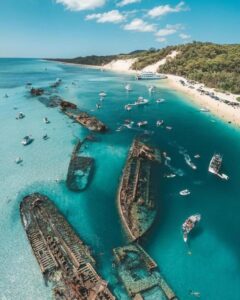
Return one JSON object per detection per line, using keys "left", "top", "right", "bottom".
{"left": 0, "top": 0, "right": 239, "bottom": 58}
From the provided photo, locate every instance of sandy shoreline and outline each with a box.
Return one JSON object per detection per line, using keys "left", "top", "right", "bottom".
{"left": 55, "top": 60, "right": 240, "bottom": 128}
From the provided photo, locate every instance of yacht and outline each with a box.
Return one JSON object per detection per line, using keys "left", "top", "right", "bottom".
{"left": 184, "top": 154, "right": 197, "bottom": 170}
{"left": 137, "top": 121, "right": 148, "bottom": 127}
{"left": 134, "top": 97, "right": 149, "bottom": 106}
{"left": 179, "top": 189, "right": 190, "bottom": 196}
{"left": 208, "top": 154, "right": 222, "bottom": 175}
{"left": 156, "top": 120, "right": 164, "bottom": 127}
{"left": 182, "top": 214, "right": 201, "bottom": 242}
{"left": 136, "top": 72, "right": 167, "bottom": 80}
{"left": 21, "top": 136, "right": 34, "bottom": 146}
{"left": 125, "top": 83, "right": 132, "bottom": 92}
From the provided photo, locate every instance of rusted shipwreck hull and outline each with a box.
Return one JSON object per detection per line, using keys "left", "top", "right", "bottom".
{"left": 20, "top": 193, "right": 115, "bottom": 300}
{"left": 66, "top": 139, "right": 94, "bottom": 192}
{"left": 117, "top": 139, "right": 161, "bottom": 241}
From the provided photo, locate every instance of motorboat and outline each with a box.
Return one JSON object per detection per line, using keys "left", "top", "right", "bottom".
{"left": 134, "top": 97, "right": 149, "bottom": 106}
{"left": 125, "top": 83, "right": 132, "bottom": 92}
{"left": 164, "top": 173, "right": 176, "bottom": 178}
{"left": 194, "top": 154, "right": 200, "bottom": 159}
{"left": 21, "top": 136, "right": 34, "bottom": 146}
{"left": 184, "top": 154, "right": 197, "bottom": 170}
{"left": 124, "top": 104, "right": 132, "bottom": 111}
{"left": 43, "top": 117, "right": 50, "bottom": 124}
{"left": 156, "top": 98, "right": 165, "bottom": 104}
{"left": 15, "top": 157, "right": 23, "bottom": 164}
{"left": 200, "top": 107, "right": 209, "bottom": 112}
{"left": 16, "top": 112, "right": 25, "bottom": 120}
{"left": 156, "top": 120, "right": 164, "bottom": 127}
{"left": 166, "top": 126, "right": 172, "bottom": 130}
{"left": 137, "top": 121, "right": 148, "bottom": 127}
{"left": 179, "top": 189, "right": 190, "bottom": 196}
{"left": 99, "top": 91, "right": 107, "bottom": 97}
{"left": 124, "top": 121, "right": 134, "bottom": 129}
{"left": 182, "top": 214, "right": 201, "bottom": 242}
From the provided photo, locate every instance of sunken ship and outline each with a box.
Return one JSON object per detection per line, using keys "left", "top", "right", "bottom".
{"left": 20, "top": 193, "right": 115, "bottom": 300}
{"left": 117, "top": 139, "right": 161, "bottom": 241}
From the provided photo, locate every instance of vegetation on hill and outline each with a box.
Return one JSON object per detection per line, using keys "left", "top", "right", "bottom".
{"left": 51, "top": 42, "right": 240, "bottom": 94}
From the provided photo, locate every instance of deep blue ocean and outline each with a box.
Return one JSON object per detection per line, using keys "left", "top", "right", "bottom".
{"left": 0, "top": 58, "right": 240, "bottom": 300}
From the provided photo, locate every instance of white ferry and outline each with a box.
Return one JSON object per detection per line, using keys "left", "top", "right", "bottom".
{"left": 182, "top": 214, "right": 201, "bottom": 242}
{"left": 136, "top": 72, "right": 167, "bottom": 80}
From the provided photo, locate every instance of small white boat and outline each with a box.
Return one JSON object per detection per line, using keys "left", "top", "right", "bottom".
{"left": 125, "top": 104, "right": 132, "bottom": 111}
{"left": 179, "top": 189, "right": 190, "bottom": 196}
{"left": 156, "top": 98, "right": 165, "bottom": 104}
{"left": 96, "top": 103, "right": 101, "bottom": 109}
{"left": 21, "top": 135, "right": 34, "bottom": 146}
{"left": 166, "top": 126, "right": 172, "bottom": 130}
{"left": 137, "top": 121, "right": 148, "bottom": 127}
{"left": 125, "top": 83, "right": 132, "bottom": 92}
{"left": 164, "top": 173, "right": 176, "bottom": 178}
{"left": 134, "top": 97, "right": 149, "bottom": 106}
{"left": 124, "top": 121, "right": 134, "bottom": 129}
{"left": 219, "top": 173, "right": 229, "bottom": 180}
{"left": 15, "top": 157, "right": 23, "bottom": 164}
{"left": 189, "top": 290, "right": 201, "bottom": 298}
{"left": 16, "top": 112, "right": 25, "bottom": 120}
{"left": 185, "top": 154, "right": 197, "bottom": 170}
{"left": 194, "top": 154, "right": 200, "bottom": 159}
{"left": 182, "top": 214, "right": 201, "bottom": 242}
{"left": 43, "top": 117, "right": 50, "bottom": 124}
{"left": 200, "top": 107, "right": 209, "bottom": 112}
{"left": 148, "top": 85, "right": 156, "bottom": 93}
{"left": 156, "top": 120, "right": 164, "bottom": 127}
{"left": 99, "top": 91, "right": 107, "bottom": 97}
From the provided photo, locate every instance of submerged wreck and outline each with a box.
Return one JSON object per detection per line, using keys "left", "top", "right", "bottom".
{"left": 66, "top": 138, "right": 94, "bottom": 191}
{"left": 118, "top": 139, "right": 161, "bottom": 241}
{"left": 20, "top": 193, "right": 115, "bottom": 300}
{"left": 113, "top": 244, "right": 177, "bottom": 300}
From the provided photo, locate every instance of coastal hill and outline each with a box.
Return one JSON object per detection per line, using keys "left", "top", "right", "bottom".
{"left": 51, "top": 42, "right": 240, "bottom": 94}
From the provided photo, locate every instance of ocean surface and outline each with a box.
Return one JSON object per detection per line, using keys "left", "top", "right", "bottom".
{"left": 0, "top": 58, "right": 240, "bottom": 300}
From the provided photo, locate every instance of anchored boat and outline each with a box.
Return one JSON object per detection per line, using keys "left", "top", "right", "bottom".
{"left": 182, "top": 214, "right": 201, "bottom": 242}
{"left": 208, "top": 154, "right": 229, "bottom": 180}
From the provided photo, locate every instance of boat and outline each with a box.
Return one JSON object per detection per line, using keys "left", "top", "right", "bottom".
{"left": 99, "top": 91, "right": 107, "bottom": 97}
{"left": 51, "top": 78, "right": 62, "bottom": 88}
{"left": 124, "top": 104, "right": 132, "bottom": 111}
{"left": 136, "top": 72, "right": 167, "bottom": 80}
{"left": 166, "top": 126, "right": 172, "bottom": 130}
{"left": 156, "top": 98, "right": 165, "bottom": 103}
{"left": 184, "top": 154, "right": 197, "bottom": 170}
{"left": 43, "top": 117, "right": 50, "bottom": 124}
{"left": 194, "top": 154, "right": 200, "bottom": 159}
{"left": 182, "top": 214, "right": 201, "bottom": 242}
{"left": 96, "top": 103, "right": 101, "bottom": 109}
{"left": 15, "top": 157, "right": 23, "bottom": 164}
{"left": 156, "top": 120, "right": 164, "bottom": 127}
{"left": 16, "top": 112, "right": 25, "bottom": 120}
{"left": 134, "top": 97, "right": 149, "bottom": 106}
{"left": 125, "top": 83, "right": 132, "bottom": 91}
{"left": 137, "top": 121, "right": 148, "bottom": 127}
{"left": 21, "top": 136, "right": 34, "bottom": 146}
{"left": 200, "top": 107, "right": 209, "bottom": 112}
{"left": 208, "top": 154, "right": 222, "bottom": 175}
{"left": 164, "top": 173, "right": 176, "bottom": 178}
{"left": 148, "top": 85, "right": 156, "bottom": 93}
{"left": 42, "top": 134, "right": 49, "bottom": 140}
{"left": 179, "top": 189, "right": 190, "bottom": 196}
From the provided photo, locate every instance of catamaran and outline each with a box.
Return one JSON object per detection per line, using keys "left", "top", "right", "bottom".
{"left": 182, "top": 214, "right": 201, "bottom": 242}
{"left": 136, "top": 71, "right": 167, "bottom": 80}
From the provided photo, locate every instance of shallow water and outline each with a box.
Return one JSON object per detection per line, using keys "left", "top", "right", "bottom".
{"left": 0, "top": 58, "right": 240, "bottom": 300}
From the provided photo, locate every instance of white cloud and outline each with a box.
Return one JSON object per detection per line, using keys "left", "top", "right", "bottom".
{"left": 117, "top": 0, "right": 141, "bottom": 7}
{"left": 123, "top": 18, "right": 156, "bottom": 32}
{"left": 86, "top": 10, "right": 125, "bottom": 23}
{"left": 155, "top": 24, "right": 183, "bottom": 37}
{"left": 148, "top": 1, "right": 188, "bottom": 18}
{"left": 156, "top": 37, "right": 167, "bottom": 43}
{"left": 55, "top": 0, "right": 105, "bottom": 11}
{"left": 179, "top": 33, "right": 191, "bottom": 39}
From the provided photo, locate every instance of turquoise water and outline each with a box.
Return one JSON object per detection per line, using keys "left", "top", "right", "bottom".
{"left": 0, "top": 58, "right": 240, "bottom": 300}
